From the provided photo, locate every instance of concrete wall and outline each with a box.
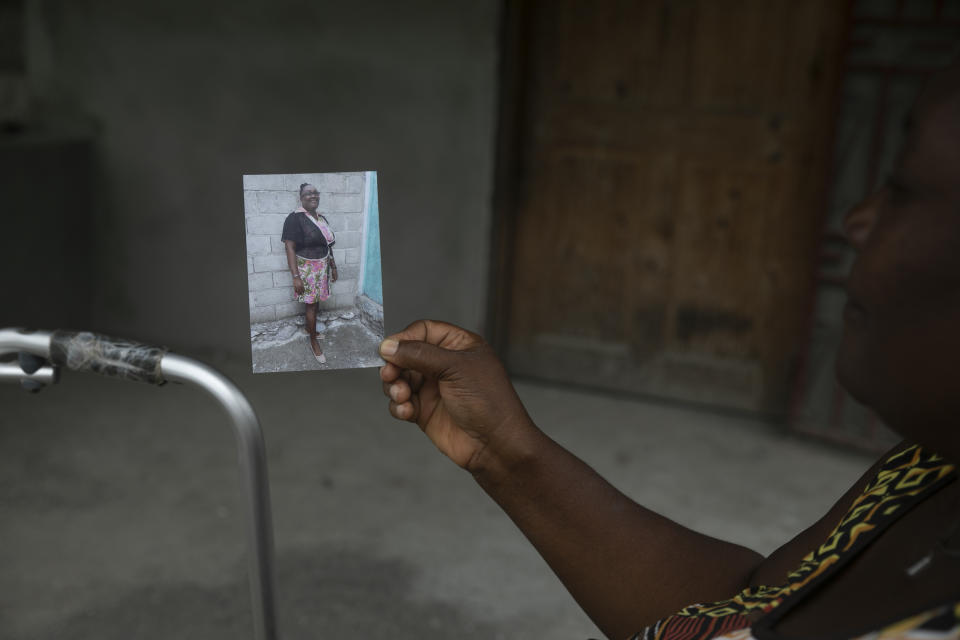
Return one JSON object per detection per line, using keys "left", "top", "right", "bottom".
{"left": 19, "top": 0, "right": 499, "bottom": 356}
{"left": 243, "top": 172, "right": 367, "bottom": 323}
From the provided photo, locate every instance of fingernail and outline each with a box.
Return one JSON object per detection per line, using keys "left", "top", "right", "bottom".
{"left": 390, "top": 384, "right": 400, "bottom": 400}
{"left": 380, "top": 339, "right": 398, "bottom": 356}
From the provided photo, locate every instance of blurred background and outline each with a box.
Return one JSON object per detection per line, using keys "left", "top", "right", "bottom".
{"left": 1, "top": 0, "right": 959, "bottom": 638}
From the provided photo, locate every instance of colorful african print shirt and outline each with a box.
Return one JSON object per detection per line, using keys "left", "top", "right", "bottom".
{"left": 709, "top": 602, "right": 960, "bottom": 639}
{"left": 632, "top": 444, "right": 957, "bottom": 640}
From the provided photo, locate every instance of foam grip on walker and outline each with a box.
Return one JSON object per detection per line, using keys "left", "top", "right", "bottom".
{"left": 49, "top": 331, "right": 168, "bottom": 385}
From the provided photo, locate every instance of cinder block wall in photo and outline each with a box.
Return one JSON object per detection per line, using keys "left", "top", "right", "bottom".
{"left": 244, "top": 172, "right": 367, "bottom": 323}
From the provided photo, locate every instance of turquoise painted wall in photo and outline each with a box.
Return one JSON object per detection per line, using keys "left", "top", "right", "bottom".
{"left": 361, "top": 171, "right": 382, "bottom": 305}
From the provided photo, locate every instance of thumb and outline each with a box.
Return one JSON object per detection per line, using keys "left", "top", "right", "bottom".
{"left": 380, "top": 338, "right": 458, "bottom": 379}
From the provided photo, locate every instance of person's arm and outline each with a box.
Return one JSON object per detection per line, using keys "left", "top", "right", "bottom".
{"left": 747, "top": 440, "right": 906, "bottom": 587}
{"left": 476, "top": 421, "right": 764, "bottom": 638}
{"left": 328, "top": 251, "right": 338, "bottom": 282}
{"left": 284, "top": 240, "right": 304, "bottom": 297}
{"left": 379, "top": 321, "right": 767, "bottom": 638}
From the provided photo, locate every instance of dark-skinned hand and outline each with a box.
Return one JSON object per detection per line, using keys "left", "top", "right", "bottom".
{"left": 379, "top": 319, "right": 536, "bottom": 472}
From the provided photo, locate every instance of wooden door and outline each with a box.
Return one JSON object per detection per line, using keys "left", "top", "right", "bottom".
{"left": 490, "top": 0, "right": 849, "bottom": 414}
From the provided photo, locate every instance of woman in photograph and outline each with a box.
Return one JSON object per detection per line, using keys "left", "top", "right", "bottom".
{"left": 282, "top": 183, "right": 338, "bottom": 364}
{"left": 378, "top": 64, "right": 960, "bottom": 638}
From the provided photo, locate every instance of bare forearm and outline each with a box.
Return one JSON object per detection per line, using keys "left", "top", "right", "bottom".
{"left": 284, "top": 242, "right": 298, "bottom": 275}
{"left": 376, "top": 322, "right": 766, "bottom": 638}
{"left": 473, "top": 423, "right": 764, "bottom": 639}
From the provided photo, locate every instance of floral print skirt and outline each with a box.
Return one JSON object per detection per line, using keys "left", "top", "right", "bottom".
{"left": 295, "top": 255, "right": 331, "bottom": 304}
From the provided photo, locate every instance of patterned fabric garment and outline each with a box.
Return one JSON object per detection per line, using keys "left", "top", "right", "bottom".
{"left": 632, "top": 444, "right": 957, "bottom": 640}
{"left": 709, "top": 602, "right": 960, "bottom": 639}
{"left": 295, "top": 255, "right": 331, "bottom": 304}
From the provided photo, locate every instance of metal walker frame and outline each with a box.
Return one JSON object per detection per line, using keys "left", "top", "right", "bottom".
{"left": 0, "top": 328, "right": 278, "bottom": 640}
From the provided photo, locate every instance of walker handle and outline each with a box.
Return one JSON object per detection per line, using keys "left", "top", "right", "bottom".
{"left": 49, "top": 330, "right": 168, "bottom": 385}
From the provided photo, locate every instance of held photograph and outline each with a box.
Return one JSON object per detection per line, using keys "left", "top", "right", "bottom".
{"left": 243, "top": 171, "right": 384, "bottom": 373}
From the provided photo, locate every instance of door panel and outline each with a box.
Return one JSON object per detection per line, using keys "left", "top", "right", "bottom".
{"left": 495, "top": 0, "right": 848, "bottom": 413}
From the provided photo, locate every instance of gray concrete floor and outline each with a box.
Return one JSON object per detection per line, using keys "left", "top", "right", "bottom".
{"left": 0, "top": 357, "right": 874, "bottom": 639}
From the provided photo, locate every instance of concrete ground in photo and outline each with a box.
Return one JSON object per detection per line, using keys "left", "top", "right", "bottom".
{"left": 250, "top": 316, "right": 384, "bottom": 374}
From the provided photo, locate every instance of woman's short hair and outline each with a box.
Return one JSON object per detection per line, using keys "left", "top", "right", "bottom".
{"left": 299, "top": 183, "right": 310, "bottom": 196}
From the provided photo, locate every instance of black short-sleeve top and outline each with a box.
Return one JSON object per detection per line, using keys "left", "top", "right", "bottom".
{"left": 280, "top": 211, "right": 335, "bottom": 260}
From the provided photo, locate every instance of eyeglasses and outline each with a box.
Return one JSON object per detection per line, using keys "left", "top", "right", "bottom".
{"left": 301, "top": 191, "right": 320, "bottom": 197}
